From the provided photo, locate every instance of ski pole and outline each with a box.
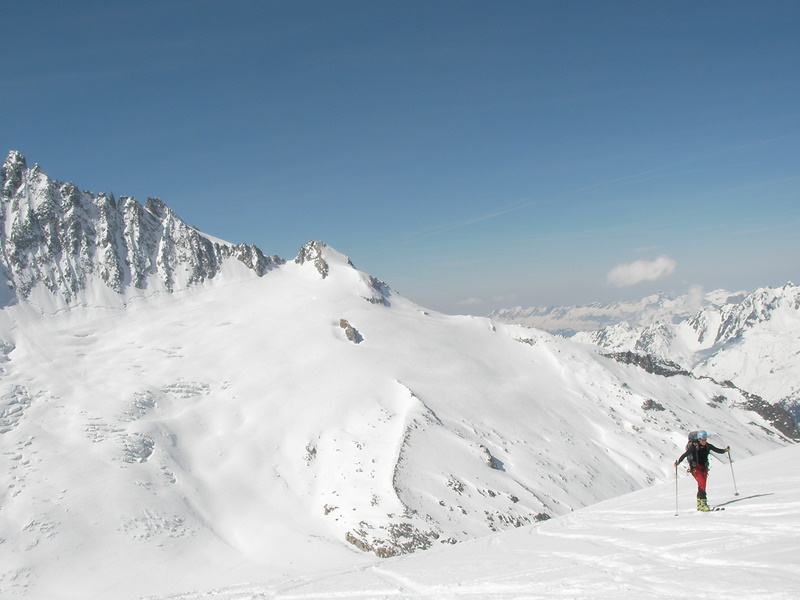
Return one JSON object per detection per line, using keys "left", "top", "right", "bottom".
{"left": 728, "top": 448, "right": 739, "bottom": 496}
{"left": 674, "top": 462, "right": 679, "bottom": 516}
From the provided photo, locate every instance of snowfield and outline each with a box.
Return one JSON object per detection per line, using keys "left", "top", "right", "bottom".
{"left": 0, "top": 248, "right": 794, "bottom": 600}
{"left": 151, "top": 444, "right": 800, "bottom": 600}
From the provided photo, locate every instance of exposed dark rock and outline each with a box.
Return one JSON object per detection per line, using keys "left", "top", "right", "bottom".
{"left": 345, "top": 520, "right": 440, "bottom": 558}
{"left": 364, "top": 275, "right": 391, "bottom": 306}
{"left": 295, "top": 240, "right": 329, "bottom": 278}
{"left": 607, "top": 349, "right": 799, "bottom": 441}
{"left": 1, "top": 150, "right": 26, "bottom": 198}
{"left": 641, "top": 399, "right": 666, "bottom": 412}
{"left": 719, "top": 381, "right": 800, "bottom": 441}
{"left": 604, "top": 351, "right": 690, "bottom": 377}
{"left": 339, "top": 319, "right": 363, "bottom": 344}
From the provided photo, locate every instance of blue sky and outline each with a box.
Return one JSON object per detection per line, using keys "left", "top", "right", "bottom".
{"left": 3, "top": 1, "right": 799, "bottom": 314}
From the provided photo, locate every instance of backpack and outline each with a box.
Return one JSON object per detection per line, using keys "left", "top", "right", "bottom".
{"left": 685, "top": 430, "right": 706, "bottom": 467}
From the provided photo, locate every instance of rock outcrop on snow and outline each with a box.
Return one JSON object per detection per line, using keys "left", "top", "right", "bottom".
{"left": 295, "top": 239, "right": 334, "bottom": 278}
{"left": 339, "top": 318, "right": 363, "bottom": 343}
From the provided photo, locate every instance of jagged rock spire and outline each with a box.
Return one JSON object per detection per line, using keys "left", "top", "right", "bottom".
{"left": 295, "top": 240, "right": 331, "bottom": 278}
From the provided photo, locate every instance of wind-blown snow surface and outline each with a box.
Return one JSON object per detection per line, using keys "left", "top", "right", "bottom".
{"left": 159, "top": 444, "right": 800, "bottom": 600}
{"left": 0, "top": 245, "right": 792, "bottom": 599}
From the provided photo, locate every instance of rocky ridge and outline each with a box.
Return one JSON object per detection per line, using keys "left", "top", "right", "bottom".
{"left": 0, "top": 151, "right": 283, "bottom": 307}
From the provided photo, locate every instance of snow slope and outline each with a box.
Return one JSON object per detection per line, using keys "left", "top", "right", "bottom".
{"left": 139, "top": 444, "right": 800, "bottom": 600}
{"left": 0, "top": 245, "right": 792, "bottom": 599}
{"left": 0, "top": 153, "right": 795, "bottom": 599}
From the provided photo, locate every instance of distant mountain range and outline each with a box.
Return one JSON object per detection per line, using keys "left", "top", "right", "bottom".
{"left": 0, "top": 151, "right": 796, "bottom": 599}
{"left": 491, "top": 284, "right": 800, "bottom": 425}
{"left": 489, "top": 288, "right": 747, "bottom": 336}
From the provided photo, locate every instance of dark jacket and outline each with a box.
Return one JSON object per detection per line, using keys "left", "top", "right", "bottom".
{"left": 677, "top": 441, "right": 727, "bottom": 468}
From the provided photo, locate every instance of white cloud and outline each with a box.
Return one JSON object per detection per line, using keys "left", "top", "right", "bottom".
{"left": 685, "top": 284, "right": 706, "bottom": 310}
{"left": 457, "top": 297, "right": 483, "bottom": 306}
{"left": 606, "top": 255, "right": 677, "bottom": 287}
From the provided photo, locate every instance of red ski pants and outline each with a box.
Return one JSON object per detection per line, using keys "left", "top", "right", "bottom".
{"left": 692, "top": 466, "right": 709, "bottom": 499}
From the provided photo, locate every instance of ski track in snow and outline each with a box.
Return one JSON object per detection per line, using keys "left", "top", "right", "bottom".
{"left": 146, "top": 445, "right": 800, "bottom": 600}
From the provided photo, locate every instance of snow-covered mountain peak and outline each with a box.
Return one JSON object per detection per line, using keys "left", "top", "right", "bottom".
{"left": 0, "top": 151, "right": 284, "bottom": 311}
{"left": 713, "top": 282, "right": 800, "bottom": 345}
{"left": 295, "top": 240, "right": 341, "bottom": 278}
{"left": 143, "top": 195, "right": 172, "bottom": 219}
{"left": 0, "top": 151, "right": 398, "bottom": 320}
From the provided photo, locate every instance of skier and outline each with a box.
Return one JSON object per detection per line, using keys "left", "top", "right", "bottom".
{"left": 674, "top": 430, "right": 730, "bottom": 511}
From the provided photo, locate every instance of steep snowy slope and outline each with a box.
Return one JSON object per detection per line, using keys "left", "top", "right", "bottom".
{"left": 163, "top": 443, "right": 800, "bottom": 600}
{"left": 691, "top": 284, "right": 800, "bottom": 407}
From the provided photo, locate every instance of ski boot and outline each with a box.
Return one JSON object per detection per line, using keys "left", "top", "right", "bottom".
{"left": 696, "top": 498, "right": 711, "bottom": 512}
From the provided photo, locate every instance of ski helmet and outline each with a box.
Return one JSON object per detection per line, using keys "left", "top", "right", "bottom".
{"left": 697, "top": 430, "right": 708, "bottom": 439}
